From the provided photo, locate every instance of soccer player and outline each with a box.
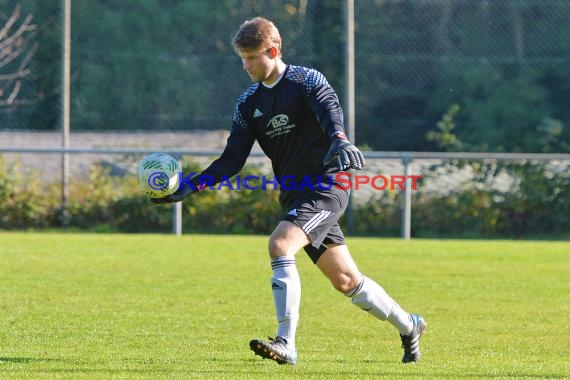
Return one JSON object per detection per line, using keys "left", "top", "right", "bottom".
{"left": 152, "top": 17, "right": 426, "bottom": 365}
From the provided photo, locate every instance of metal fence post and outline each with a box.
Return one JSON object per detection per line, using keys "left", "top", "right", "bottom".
{"left": 173, "top": 202, "right": 182, "bottom": 236}
{"left": 402, "top": 155, "right": 413, "bottom": 240}
{"left": 60, "top": 0, "right": 71, "bottom": 227}
{"left": 345, "top": 0, "right": 355, "bottom": 234}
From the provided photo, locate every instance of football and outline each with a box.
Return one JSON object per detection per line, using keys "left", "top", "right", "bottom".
{"left": 136, "top": 153, "right": 181, "bottom": 198}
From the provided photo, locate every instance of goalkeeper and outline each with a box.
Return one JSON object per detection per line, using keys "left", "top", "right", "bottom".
{"left": 152, "top": 17, "right": 426, "bottom": 365}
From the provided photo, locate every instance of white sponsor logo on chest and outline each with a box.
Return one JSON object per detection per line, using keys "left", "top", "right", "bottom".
{"left": 265, "top": 114, "right": 296, "bottom": 138}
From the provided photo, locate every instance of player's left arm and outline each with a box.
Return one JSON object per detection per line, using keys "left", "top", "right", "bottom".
{"left": 305, "top": 70, "right": 365, "bottom": 170}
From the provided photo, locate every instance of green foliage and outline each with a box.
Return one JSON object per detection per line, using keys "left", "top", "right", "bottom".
{"left": 415, "top": 103, "right": 569, "bottom": 237}
{"left": 0, "top": 156, "right": 568, "bottom": 238}
{"left": 357, "top": 1, "right": 570, "bottom": 152}
{"left": 351, "top": 192, "right": 402, "bottom": 236}
{"left": 426, "top": 104, "right": 463, "bottom": 151}
{"left": 176, "top": 162, "right": 282, "bottom": 234}
{"left": 537, "top": 118, "right": 570, "bottom": 153}
{"left": 495, "top": 161, "right": 570, "bottom": 236}
{"left": 5, "top": 0, "right": 570, "bottom": 152}
{"left": 412, "top": 187, "right": 503, "bottom": 237}
{"left": 0, "top": 156, "right": 57, "bottom": 228}
{"left": 66, "top": 165, "right": 173, "bottom": 232}
{"left": 182, "top": 186, "right": 281, "bottom": 235}
{"left": 409, "top": 159, "right": 570, "bottom": 238}
{"left": 69, "top": 0, "right": 319, "bottom": 131}
{"left": 427, "top": 66, "right": 557, "bottom": 152}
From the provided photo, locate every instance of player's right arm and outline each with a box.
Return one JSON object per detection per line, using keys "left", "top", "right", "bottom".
{"left": 151, "top": 104, "right": 255, "bottom": 204}
{"left": 192, "top": 121, "right": 256, "bottom": 188}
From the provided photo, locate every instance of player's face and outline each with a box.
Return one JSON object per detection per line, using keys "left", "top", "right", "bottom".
{"left": 238, "top": 47, "right": 275, "bottom": 83}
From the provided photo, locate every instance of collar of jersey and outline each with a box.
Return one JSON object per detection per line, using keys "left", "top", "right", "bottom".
{"left": 261, "top": 65, "right": 287, "bottom": 89}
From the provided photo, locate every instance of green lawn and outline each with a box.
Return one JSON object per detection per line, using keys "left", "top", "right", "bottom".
{"left": 0, "top": 233, "right": 568, "bottom": 379}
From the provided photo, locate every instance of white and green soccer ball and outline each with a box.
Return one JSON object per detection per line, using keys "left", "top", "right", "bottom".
{"left": 136, "top": 153, "right": 181, "bottom": 198}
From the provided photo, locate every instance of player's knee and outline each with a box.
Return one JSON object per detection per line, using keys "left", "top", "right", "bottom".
{"left": 268, "top": 237, "right": 292, "bottom": 258}
{"left": 330, "top": 273, "right": 361, "bottom": 294}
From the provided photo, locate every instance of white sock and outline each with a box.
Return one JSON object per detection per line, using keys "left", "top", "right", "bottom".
{"left": 271, "top": 256, "right": 301, "bottom": 350}
{"left": 387, "top": 305, "right": 413, "bottom": 336}
{"left": 347, "top": 274, "right": 413, "bottom": 335}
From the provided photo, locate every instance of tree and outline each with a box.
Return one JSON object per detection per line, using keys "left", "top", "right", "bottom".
{"left": 69, "top": 0, "right": 318, "bottom": 131}
{"left": 0, "top": 4, "right": 36, "bottom": 108}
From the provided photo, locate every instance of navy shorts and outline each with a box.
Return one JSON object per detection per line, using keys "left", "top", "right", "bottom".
{"left": 282, "top": 184, "right": 349, "bottom": 264}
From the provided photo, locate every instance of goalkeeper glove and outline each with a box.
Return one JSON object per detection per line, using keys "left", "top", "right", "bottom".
{"left": 323, "top": 132, "right": 365, "bottom": 170}
{"left": 150, "top": 183, "right": 197, "bottom": 204}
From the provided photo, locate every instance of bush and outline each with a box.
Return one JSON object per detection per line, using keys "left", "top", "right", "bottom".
{"left": 0, "top": 157, "right": 59, "bottom": 229}
{"left": 410, "top": 159, "right": 570, "bottom": 238}
{"left": 0, "top": 155, "right": 568, "bottom": 238}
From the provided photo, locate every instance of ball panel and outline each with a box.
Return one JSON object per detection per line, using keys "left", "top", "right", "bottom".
{"left": 136, "top": 153, "right": 181, "bottom": 198}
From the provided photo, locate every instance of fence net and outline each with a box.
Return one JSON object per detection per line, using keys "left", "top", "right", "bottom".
{"left": 2, "top": 1, "right": 569, "bottom": 148}
{"left": 0, "top": 0, "right": 569, "bottom": 236}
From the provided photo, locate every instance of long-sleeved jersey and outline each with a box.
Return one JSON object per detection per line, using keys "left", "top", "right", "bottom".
{"left": 195, "top": 64, "right": 346, "bottom": 205}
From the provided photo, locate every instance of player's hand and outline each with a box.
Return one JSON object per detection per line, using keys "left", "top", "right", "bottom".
{"left": 323, "top": 133, "right": 365, "bottom": 170}
{"left": 150, "top": 184, "right": 196, "bottom": 204}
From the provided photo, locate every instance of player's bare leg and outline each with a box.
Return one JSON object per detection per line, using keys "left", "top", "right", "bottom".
{"left": 316, "top": 244, "right": 427, "bottom": 363}
{"left": 267, "top": 220, "right": 310, "bottom": 259}
{"left": 249, "top": 221, "right": 309, "bottom": 365}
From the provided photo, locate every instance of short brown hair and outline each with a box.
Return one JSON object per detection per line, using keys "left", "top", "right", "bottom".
{"left": 232, "top": 17, "right": 282, "bottom": 53}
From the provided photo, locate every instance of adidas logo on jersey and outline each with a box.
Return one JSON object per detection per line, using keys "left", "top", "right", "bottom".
{"left": 253, "top": 109, "right": 263, "bottom": 118}
{"left": 287, "top": 208, "right": 298, "bottom": 216}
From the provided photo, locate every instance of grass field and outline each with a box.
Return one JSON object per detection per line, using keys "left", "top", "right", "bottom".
{"left": 0, "top": 233, "right": 568, "bottom": 379}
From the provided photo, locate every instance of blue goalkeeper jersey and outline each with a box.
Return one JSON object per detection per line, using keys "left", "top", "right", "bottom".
{"left": 196, "top": 64, "right": 346, "bottom": 203}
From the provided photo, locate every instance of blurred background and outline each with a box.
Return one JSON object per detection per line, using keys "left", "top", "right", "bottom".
{"left": 0, "top": 0, "right": 569, "bottom": 238}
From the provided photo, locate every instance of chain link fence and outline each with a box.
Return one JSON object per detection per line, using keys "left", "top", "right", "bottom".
{"left": 355, "top": 0, "right": 570, "bottom": 151}
{"left": 2, "top": 1, "right": 569, "bottom": 143}
{"left": 1, "top": 0, "right": 569, "bottom": 236}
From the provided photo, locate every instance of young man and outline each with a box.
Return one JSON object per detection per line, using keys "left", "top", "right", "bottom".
{"left": 152, "top": 17, "right": 426, "bottom": 365}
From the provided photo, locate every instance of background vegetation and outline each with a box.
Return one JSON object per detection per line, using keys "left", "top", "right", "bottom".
{"left": 1, "top": 0, "right": 569, "bottom": 152}
{"left": 1, "top": 155, "right": 568, "bottom": 238}
{"left": 1, "top": 0, "right": 568, "bottom": 237}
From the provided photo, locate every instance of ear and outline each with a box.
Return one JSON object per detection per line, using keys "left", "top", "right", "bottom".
{"left": 267, "top": 47, "right": 278, "bottom": 59}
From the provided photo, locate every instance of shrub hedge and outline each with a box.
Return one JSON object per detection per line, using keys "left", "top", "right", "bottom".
{"left": 0, "top": 156, "right": 568, "bottom": 238}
